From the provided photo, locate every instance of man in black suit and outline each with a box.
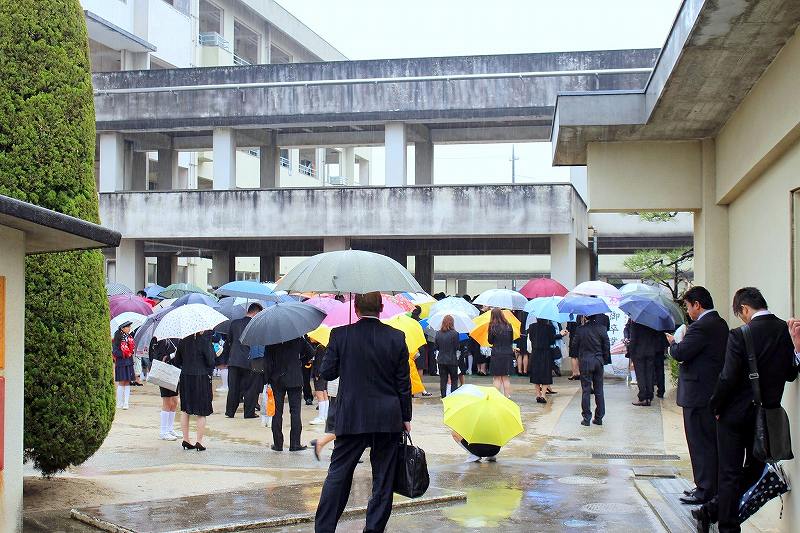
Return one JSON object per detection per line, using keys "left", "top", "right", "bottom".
{"left": 573, "top": 314, "right": 610, "bottom": 426}
{"left": 267, "top": 337, "right": 315, "bottom": 451}
{"left": 222, "top": 302, "right": 262, "bottom": 418}
{"left": 629, "top": 321, "right": 664, "bottom": 406}
{"left": 700, "top": 288, "right": 797, "bottom": 533}
{"left": 315, "top": 292, "right": 412, "bottom": 533}
{"left": 666, "top": 286, "right": 728, "bottom": 506}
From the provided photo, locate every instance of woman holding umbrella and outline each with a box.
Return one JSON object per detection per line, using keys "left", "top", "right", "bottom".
{"left": 529, "top": 319, "right": 566, "bottom": 403}
{"left": 174, "top": 331, "right": 216, "bottom": 450}
{"left": 112, "top": 321, "right": 136, "bottom": 410}
{"left": 488, "top": 309, "right": 515, "bottom": 397}
{"left": 435, "top": 315, "right": 460, "bottom": 398}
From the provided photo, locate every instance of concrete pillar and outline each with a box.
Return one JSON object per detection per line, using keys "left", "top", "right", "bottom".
{"left": 156, "top": 256, "right": 173, "bottom": 287}
{"left": 694, "top": 139, "right": 730, "bottom": 318}
{"left": 323, "top": 237, "right": 350, "bottom": 252}
{"left": 340, "top": 147, "right": 355, "bottom": 184}
{"left": 115, "top": 239, "right": 145, "bottom": 292}
{"left": 385, "top": 122, "right": 407, "bottom": 186}
{"left": 259, "top": 255, "right": 280, "bottom": 282}
{"left": 577, "top": 247, "right": 591, "bottom": 283}
{"left": 212, "top": 127, "right": 236, "bottom": 190}
{"left": 121, "top": 50, "right": 150, "bottom": 70}
{"left": 289, "top": 148, "right": 300, "bottom": 177}
{"left": 359, "top": 158, "right": 371, "bottom": 185}
{"left": 445, "top": 278, "right": 458, "bottom": 295}
{"left": 131, "top": 151, "right": 148, "bottom": 191}
{"left": 98, "top": 133, "right": 125, "bottom": 193}
{"left": 414, "top": 140, "right": 434, "bottom": 185}
{"left": 210, "top": 251, "right": 231, "bottom": 288}
{"left": 157, "top": 149, "right": 180, "bottom": 190}
{"left": 227, "top": 253, "right": 237, "bottom": 282}
{"left": 315, "top": 148, "right": 326, "bottom": 184}
{"left": 259, "top": 131, "right": 280, "bottom": 188}
{"left": 457, "top": 279, "right": 468, "bottom": 296}
{"left": 550, "top": 234, "right": 577, "bottom": 290}
{"left": 414, "top": 254, "right": 434, "bottom": 295}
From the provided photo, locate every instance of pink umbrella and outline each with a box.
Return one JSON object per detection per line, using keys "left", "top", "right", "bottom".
{"left": 109, "top": 294, "right": 154, "bottom": 319}
{"left": 305, "top": 296, "right": 346, "bottom": 315}
{"left": 519, "top": 278, "right": 569, "bottom": 299}
{"left": 384, "top": 293, "right": 416, "bottom": 312}
{"left": 322, "top": 297, "right": 406, "bottom": 327}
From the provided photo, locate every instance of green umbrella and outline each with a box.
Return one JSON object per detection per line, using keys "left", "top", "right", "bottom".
{"left": 158, "top": 283, "right": 211, "bottom": 299}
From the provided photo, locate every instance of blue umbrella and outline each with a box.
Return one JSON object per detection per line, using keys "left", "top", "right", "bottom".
{"left": 524, "top": 296, "right": 573, "bottom": 323}
{"left": 143, "top": 284, "right": 166, "bottom": 299}
{"left": 263, "top": 293, "right": 298, "bottom": 306}
{"left": 216, "top": 280, "right": 275, "bottom": 300}
{"left": 172, "top": 293, "right": 219, "bottom": 307}
{"left": 619, "top": 295, "right": 676, "bottom": 332}
{"left": 558, "top": 296, "right": 610, "bottom": 316}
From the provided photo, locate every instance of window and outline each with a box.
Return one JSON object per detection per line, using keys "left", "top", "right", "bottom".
{"left": 199, "top": 0, "right": 222, "bottom": 34}
{"left": 270, "top": 45, "right": 291, "bottom": 64}
{"left": 162, "top": 0, "right": 190, "bottom": 15}
{"left": 234, "top": 20, "right": 259, "bottom": 65}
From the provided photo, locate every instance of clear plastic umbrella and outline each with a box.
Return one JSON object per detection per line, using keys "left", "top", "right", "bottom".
{"left": 427, "top": 311, "right": 476, "bottom": 333}
{"left": 430, "top": 296, "right": 480, "bottom": 319}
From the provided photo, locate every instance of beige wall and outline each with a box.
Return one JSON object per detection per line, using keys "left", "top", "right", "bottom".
{"left": 0, "top": 226, "right": 25, "bottom": 533}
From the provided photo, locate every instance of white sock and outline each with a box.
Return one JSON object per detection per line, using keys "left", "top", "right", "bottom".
{"left": 160, "top": 411, "right": 168, "bottom": 435}
{"left": 219, "top": 368, "right": 229, "bottom": 389}
{"left": 116, "top": 385, "right": 123, "bottom": 406}
{"left": 168, "top": 411, "right": 176, "bottom": 433}
{"left": 319, "top": 400, "right": 329, "bottom": 421}
{"left": 446, "top": 383, "right": 452, "bottom": 395}
{"left": 123, "top": 385, "right": 130, "bottom": 407}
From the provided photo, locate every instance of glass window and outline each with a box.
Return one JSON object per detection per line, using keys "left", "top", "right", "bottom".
{"left": 234, "top": 20, "right": 259, "bottom": 65}
{"left": 199, "top": 0, "right": 222, "bottom": 35}
{"left": 270, "top": 45, "right": 291, "bottom": 64}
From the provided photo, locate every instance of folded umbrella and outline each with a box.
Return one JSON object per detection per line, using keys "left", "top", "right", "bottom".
{"left": 153, "top": 303, "right": 227, "bottom": 340}
{"left": 519, "top": 278, "right": 569, "bottom": 299}
{"left": 571, "top": 280, "right": 622, "bottom": 300}
{"left": 427, "top": 311, "right": 476, "bottom": 334}
{"left": 430, "top": 296, "right": 479, "bottom": 319}
{"left": 109, "top": 294, "right": 154, "bottom": 318}
{"left": 469, "top": 309, "right": 521, "bottom": 347}
{"left": 557, "top": 296, "right": 610, "bottom": 316}
{"left": 216, "top": 280, "right": 275, "bottom": 300}
{"left": 106, "top": 282, "right": 133, "bottom": 297}
{"left": 618, "top": 295, "right": 676, "bottom": 332}
{"left": 239, "top": 302, "right": 326, "bottom": 346}
{"left": 110, "top": 312, "right": 147, "bottom": 335}
{"left": 473, "top": 289, "right": 528, "bottom": 311}
{"left": 442, "top": 384, "right": 524, "bottom": 447}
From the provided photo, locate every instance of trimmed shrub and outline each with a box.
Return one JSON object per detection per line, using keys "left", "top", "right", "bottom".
{"left": 0, "top": 0, "right": 114, "bottom": 475}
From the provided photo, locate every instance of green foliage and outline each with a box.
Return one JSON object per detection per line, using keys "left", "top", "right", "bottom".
{"left": 635, "top": 212, "right": 679, "bottom": 223}
{"left": 0, "top": 0, "right": 114, "bottom": 475}
{"left": 623, "top": 248, "right": 693, "bottom": 300}
{"left": 667, "top": 356, "right": 680, "bottom": 386}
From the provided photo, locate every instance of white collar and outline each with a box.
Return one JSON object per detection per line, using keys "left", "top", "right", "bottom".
{"left": 751, "top": 310, "right": 772, "bottom": 319}
{"left": 697, "top": 309, "right": 715, "bottom": 320}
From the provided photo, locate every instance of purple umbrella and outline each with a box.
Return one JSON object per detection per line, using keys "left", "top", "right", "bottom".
{"left": 109, "top": 294, "right": 154, "bottom": 319}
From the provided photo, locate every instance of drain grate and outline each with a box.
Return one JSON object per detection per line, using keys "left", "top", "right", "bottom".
{"left": 592, "top": 453, "right": 680, "bottom": 460}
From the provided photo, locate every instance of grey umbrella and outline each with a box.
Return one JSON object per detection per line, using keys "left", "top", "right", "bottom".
{"left": 274, "top": 250, "right": 423, "bottom": 294}
{"left": 239, "top": 302, "right": 327, "bottom": 346}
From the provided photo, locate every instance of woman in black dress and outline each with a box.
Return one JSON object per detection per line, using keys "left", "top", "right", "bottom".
{"left": 488, "top": 308, "right": 515, "bottom": 397}
{"left": 529, "top": 319, "right": 565, "bottom": 404}
{"left": 174, "top": 331, "right": 216, "bottom": 451}
{"left": 435, "top": 315, "right": 460, "bottom": 398}
{"left": 112, "top": 322, "right": 136, "bottom": 410}
{"left": 150, "top": 338, "right": 179, "bottom": 441}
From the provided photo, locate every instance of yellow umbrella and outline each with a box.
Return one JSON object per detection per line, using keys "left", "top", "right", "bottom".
{"left": 469, "top": 309, "right": 521, "bottom": 347}
{"left": 307, "top": 324, "right": 332, "bottom": 346}
{"left": 442, "top": 384, "right": 523, "bottom": 446}
{"left": 382, "top": 313, "right": 426, "bottom": 355}
{"left": 443, "top": 486, "right": 523, "bottom": 528}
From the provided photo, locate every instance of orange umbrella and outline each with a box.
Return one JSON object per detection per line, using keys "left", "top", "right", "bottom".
{"left": 469, "top": 309, "right": 521, "bottom": 347}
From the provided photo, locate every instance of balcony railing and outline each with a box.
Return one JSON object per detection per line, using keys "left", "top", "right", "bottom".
{"left": 280, "top": 156, "right": 290, "bottom": 168}
{"left": 199, "top": 32, "right": 230, "bottom": 51}
{"left": 233, "top": 54, "right": 252, "bottom": 66}
{"left": 299, "top": 163, "right": 315, "bottom": 177}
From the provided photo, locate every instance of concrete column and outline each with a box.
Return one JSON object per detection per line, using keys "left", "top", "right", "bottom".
{"left": 227, "top": 254, "right": 237, "bottom": 282}
{"left": 121, "top": 50, "right": 150, "bottom": 70}
{"left": 414, "top": 254, "right": 434, "bottom": 295}
{"left": 359, "top": 158, "right": 371, "bottom": 185}
{"left": 289, "top": 149, "right": 300, "bottom": 177}
{"left": 156, "top": 256, "right": 173, "bottom": 287}
{"left": 115, "top": 239, "right": 145, "bottom": 292}
{"left": 259, "top": 134, "right": 281, "bottom": 188}
{"left": 323, "top": 237, "right": 350, "bottom": 252}
{"left": 445, "top": 278, "right": 458, "bottom": 295}
{"left": 457, "top": 279, "right": 468, "bottom": 296}
{"left": 694, "top": 139, "right": 730, "bottom": 318}
{"left": 385, "top": 122, "right": 407, "bottom": 186}
{"left": 314, "top": 148, "right": 326, "bottom": 184}
{"left": 550, "top": 234, "right": 577, "bottom": 290}
{"left": 340, "top": 147, "right": 355, "bottom": 184}
{"left": 414, "top": 140, "right": 434, "bottom": 185}
{"left": 577, "top": 247, "right": 591, "bottom": 283}
{"left": 259, "top": 255, "right": 280, "bottom": 282}
{"left": 98, "top": 133, "right": 125, "bottom": 193}
{"left": 212, "top": 128, "right": 236, "bottom": 190}
{"left": 157, "top": 149, "right": 180, "bottom": 190}
{"left": 131, "top": 151, "right": 148, "bottom": 191}
{"left": 210, "top": 251, "right": 231, "bottom": 288}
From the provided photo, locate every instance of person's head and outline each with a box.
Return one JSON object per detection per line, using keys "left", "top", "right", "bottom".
{"left": 411, "top": 306, "right": 422, "bottom": 320}
{"left": 732, "top": 287, "right": 769, "bottom": 324}
{"left": 334, "top": 294, "right": 345, "bottom": 302}
{"left": 489, "top": 308, "right": 510, "bottom": 333}
{"left": 246, "top": 302, "right": 263, "bottom": 316}
{"left": 462, "top": 294, "right": 472, "bottom": 303}
{"left": 682, "top": 286, "right": 714, "bottom": 321}
{"left": 118, "top": 321, "right": 133, "bottom": 335}
{"left": 136, "top": 290, "right": 147, "bottom": 298}
{"left": 355, "top": 291, "right": 383, "bottom": 318}
{"left": 440, "top": 314, "right": 455, "bottom": 332}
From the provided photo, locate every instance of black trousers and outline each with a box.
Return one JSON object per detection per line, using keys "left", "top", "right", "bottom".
{"left": 315, "top": 432, "right": 400, "bottom": 533}
{"left": 226, "top": 365, "right": 259, "bottom": 417}
{"left": 683, "top": 405, "right": 718, "bottom": 501}
{"left": 579, "top": 356, "right": 605, "bottom": 421}
{"left": 631, "top": 355, "right": 654, "bottom": 401}
{"left": 302, "top": 364, "right": 313, "bottom": 401}
{"left": 271, "top": 384, "right": 303, "bottom": 449}
{"left": 653, "top": 355, "right": 665, "bottom": 396}
{"left": 716, "top": 413, "right": 762, "bottom": 533}
{"left": 438, "top": 363, "right": 459, "bottom": 398}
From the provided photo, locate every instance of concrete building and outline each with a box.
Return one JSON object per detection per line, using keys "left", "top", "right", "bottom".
{"left": 552, "top": 0, "right": 800, "bottom": 525}
{"left": 0, "top": 195, "right": 120, "bottom": 532}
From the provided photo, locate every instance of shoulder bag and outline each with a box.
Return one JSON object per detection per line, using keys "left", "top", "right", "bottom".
{"left": 741, "top": 324, "right": 794, "bottom": 463}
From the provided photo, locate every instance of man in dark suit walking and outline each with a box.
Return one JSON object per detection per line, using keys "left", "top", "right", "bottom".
{"left": 629, "top": 321, "right": 665, "bottom": 406}
{"left": 267, "top": 336, "right": 315, "bottom": 451}
{"left": 573, "top": 314, "right": 610, "bottom": 426}
{"left": 315, "top": 292, "right": 412, "bottom": 533}
{"left": 666, "top": 286, "right": 728, "bottom": 506}
{"left": 222, "top": 302, "right": 262, "bottom": 418}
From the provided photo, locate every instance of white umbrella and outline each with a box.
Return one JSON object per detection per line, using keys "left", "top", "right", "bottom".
{"left": 430, "top": 296, "right": 480, "bottom": 319}
{"left": 153, "top": 303, "right": 228, "bottom": 340}
{"left": 110, "top": 312, "right": 147, "bottom": 335}
{"left": 571, "top": 281, "right": 622, "bottom": 299}
{"left": 427, "top": 311, "right": 476, "bottom": 334}
{"left": 153, "top": 298, "right": 177, "bottom": 311}
{"left": 620, "top": 282, "right": 659, "bottom": 295}
{"left": 473, "top": 289, "right": 528, "bottom": 310}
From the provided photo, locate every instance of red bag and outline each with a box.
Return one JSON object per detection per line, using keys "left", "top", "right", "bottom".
{"left": 120, "top": 336, "right": 135, "bottom": 358}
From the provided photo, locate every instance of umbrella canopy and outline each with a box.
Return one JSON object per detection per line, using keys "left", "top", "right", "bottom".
{"left": 304, "top": 296, "right": 346, "bottom": 315}
{"left": 473, "top": 289, "right": 527, "bottom": 311}
{"left": 430, "top": 296, "right": 480, "bottom": 319}
{"left": 523, "top": 296, "right": 573, "bottom": 324}
{"left": 108, "top": 294, "right": 154, "bottom": 318}
{"left": 152, "top": 298, "right": 177, "bottom": 311}
{"left": 427, "top": 311, "right": 476, "bottom": 334}
{"left": 619, "top": 295, "right": 677, "bottom": 331}
{"left": 239, "top": 302, "right": 327, "bottom": 346}
{"left": 519, "top": 278, "right": 569, "bottom": 299}
{"left": 143, "top": 284, "right": 166, "bottom": 299}
{"left": 216, "top": 280, "right": 275, "bottom": 300}
{"left": 620, "top": 282, "right": 660, "bottom": 295}
{"left": 153, "top": 303, "right": 227, "bottom": 340}
{"left": 557, "top": 296, "right": 611, "bottom": 316}
{"left": 158, "top": 283, "right": 211, "bottom": 299}
{"left": 274, "top": 250, "right": 423, "bottom": 294}
{"left": 322, "top": 297, "right": 406, "bottom": 327}
{"left": 172, "top": 292, "right": 219, "bottom": 307}
{"left": 106, "top": 282, "right": 133, "bottom": 297}
{"left": 213, "top": 297, "right": 254, "bottom": 320}
{"left": 571, "top": 280, "right": 622, "bottom": 299}
{"left": 307, "top": 324, "right": 333, "bottom": 346}
{"left": 470, "top": 310, "right": 521, "bottom": 347}
{"left": 442, "top": 384, "right": 524, "bottom": 446}
{"left": 382, "top": 313, "right": 427, "bottom": 355}
{"left": 624, "top": 290, "right": 685, "bottom": 325}
{"left": 133, "top": 307, "right": 173, "bottom": 355}
{"left": 110, "top": 312, "right": 147, "bottom": 335}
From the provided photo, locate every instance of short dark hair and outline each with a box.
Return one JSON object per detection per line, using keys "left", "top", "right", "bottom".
{"left": 247, "top": 302, "right": 264, "bottom": 314}
{"left": 683, "top": 286, "right": 714, "bottom": 310}
{"left": 355, "top": 292, "right": 383, "bottom": 316}
{"left": 732, "top": 287, "right": 768, "bottom": 316}
{"left": 136, "top": 290, "right": 147, "bottom": 297}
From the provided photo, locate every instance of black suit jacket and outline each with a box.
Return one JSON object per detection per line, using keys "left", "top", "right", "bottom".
{"left": 221, "top": 316, "right": 252, "bottom": 369}
{"left": 266, "top": 337, "right": 315, "bottom": 389}
{"left": 320, "top": 317, "right": 412, "bottom": 436}
{"left": 710, "top": 314, "right": 798, "bottom": 421}
{"left": 174, "top": 333, "right": 216, "bottom": 376}
{"left": 669, "top": 311, "right": 728, "bottom": 408}
{"left": 628, "top": 322, "right": 667, "bottom": 360}
{"left": 573, "top": 321, "right": 610, "bottom": 363}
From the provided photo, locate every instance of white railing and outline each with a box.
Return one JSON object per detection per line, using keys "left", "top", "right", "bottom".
{"left": 199, "top": 32, "right": 230, "bottom": 51}
{"left": 279, "top": 156, "right": 290, "bottom": 168}
{"left": 233, "top": 54, "right": 251, "bottom": 66}
{"left": 299, "top": 163, "right": 315, "bottom": 177}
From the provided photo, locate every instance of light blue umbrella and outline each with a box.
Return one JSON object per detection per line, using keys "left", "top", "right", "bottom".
{"left": 557, "top": 296, "right": 610, "bottom": 316}
{"left": 524, "top": 296, "right": 573, "bottom": 324}
{"left": 619, "top": 294, "right": 676, "bottom": 332}
{"left": 216, "top": 280, "right": 276, "bottom": 300}
{"left": 143, "top": 284, "right": 166, "bottom": 299}
{"left": 172, "top": 293, "right": 218, "bottom": 307}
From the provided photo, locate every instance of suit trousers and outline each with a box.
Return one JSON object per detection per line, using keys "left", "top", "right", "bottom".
{"left": 302, "top": 364, "right": 313, "bottom": 401}
{"left": 716, "top": 414, "right": 762, "bottom": 533}
{"left": 226, "top": 365, "right": 259, "bottom": 417}
{"left": 653, "top": 355, "right": 665, "bottom": 396}
{"left": 579, "top": 356, "right": 605, "bottom": 421}
{"left": 438, "top": 364, "right": 459, "bottom": 398}
{"left": 315, "top": 432, "right": 400, "bottom": 533}
{"left": 631, "top": 355, "right": 654, "bottom": 401}
{"left": 271, "top": 384, "right": 303, "bottom": 449}
{"left": 683, "top": 405, "right": 718, "bottom": 501}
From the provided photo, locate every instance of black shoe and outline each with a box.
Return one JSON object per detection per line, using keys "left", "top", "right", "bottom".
{"left": 691, "top": 507, "right": 710, "bottom": 533}
{"left": 553, "top": 368, "right": 562, "bottom": 377}
{"left": 305, "top": 399, "right": 313, "bottom": 405}
{"left": 680, "top": 495, "right": 709, "bottom": 505}
{"left": 289, "top": 445, "right": 308, "bottom": 452}
{"left": 194, "top": 442, "right": 206, "bottom": 451}
{"left": 310, "top": 440, "right": 321, "bottom": 461}
{"left": 580, "top": 419, "right": 590, "bottom": 426}
{"left": 270, "top": 444, "right": 283, "bottom": 452}
{"left": 243, "top": 414, "right": 258, "bottom": 419}
{"left": 536, "top": 396, "right": 547, "bottom": 404}
{"left": 568, "top": 375, "right": 580, "bottom": 380}
{"left": 656, "top": 392, "right": 665, "bottom": 398}
{"left": 181, "top": 441, "right": 195, "bottom": 450}
{"left": 632, "top": 400, "right": 651, "bottom": 406}
{"left": 592, "top": 418, "right": 602, "bottom": 426}
{"left": 683, "top": 488, "right": 698, "bottom": 497}
{"left": 225, "top": 414, "right": 235, "bottom": 419}
{"left": 545, "top": 389, "right": 557, "bottom": 394}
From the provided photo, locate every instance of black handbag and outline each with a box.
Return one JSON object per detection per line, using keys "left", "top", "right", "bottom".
{"left": 741, "top": 325, "right": 794, "bottom": 463}
{"left": 393, "top": 431, "right": 430, "bottom": 498}
{"left": 738, "top": 463, "right": 790, "bottom": 523}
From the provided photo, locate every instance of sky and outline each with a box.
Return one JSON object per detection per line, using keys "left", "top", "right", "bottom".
{"left": 276, "top": 0, "right": 683, "bottom": 184}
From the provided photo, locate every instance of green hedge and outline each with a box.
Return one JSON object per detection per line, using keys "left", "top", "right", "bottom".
{"left": 0, "top": 0, "right": 114, "bottom": 475}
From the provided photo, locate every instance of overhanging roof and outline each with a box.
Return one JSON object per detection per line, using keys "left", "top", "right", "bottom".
{"left": 0, "top": 195, "right": 121, "bottom": 254}
{"left": 551, "top": 0, "right": 800, "bottom": 165}
{"left": 84, "top": 10, "right": 156, "bottom": 53}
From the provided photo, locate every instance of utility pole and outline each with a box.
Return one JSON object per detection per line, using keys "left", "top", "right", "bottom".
{"left": 510, "top": 144, "right": 519, "bottom": 184}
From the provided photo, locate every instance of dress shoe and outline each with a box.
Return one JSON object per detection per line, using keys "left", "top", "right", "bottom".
{"left": 536, "top": 396, "right": 547, "bottom": 404}
{"left": 270, "top": 444, "right": 283, "bottom": 452}
{"left": 289, "top": 445, "right": 308, "bottom": 452}
{"left": 568, "top": 375, "right": 580, "bottom": 380}
{"left": 181, "top": 440, "right": 195, "bottom": 450}
{"left": 691, "top": 507, "right": 710, "bottom": 533}
{"left": 545, "top": 389, "right": 557, "bottom": 395}
{"left": 243, "top": 414, "right": 258, "bottom": 419}
{"left": 592, "top": 418, "right": 602, "bottom": 426}
{"left": 194, "top": 442, "right": 206, "bottom": 451}
{"left": 632, "top": 400, "right": 651, "bottom": 406}
{"left": 680, "top": 495, "right": 708, "bottom": 505}
{"left": 580, "top": 419, "right": 590, "bottom": 426}
{"left": 683, "top": 488, "right": 698, "bottom": 497}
